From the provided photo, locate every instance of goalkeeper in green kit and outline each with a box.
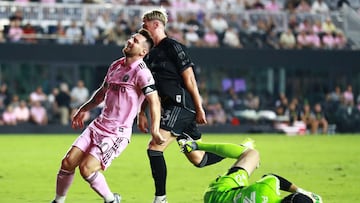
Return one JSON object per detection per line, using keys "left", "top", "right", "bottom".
{"left": 178, "top": 138, "right": 323, "bottom": 203}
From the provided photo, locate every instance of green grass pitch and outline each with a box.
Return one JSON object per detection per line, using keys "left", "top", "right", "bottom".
{"left": 0, "top": 133, "right": 359, "bottom": 203}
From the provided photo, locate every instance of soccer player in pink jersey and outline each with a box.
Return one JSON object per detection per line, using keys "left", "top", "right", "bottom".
{"left": 51, "top": 29, "right": 165, "bottom": 203}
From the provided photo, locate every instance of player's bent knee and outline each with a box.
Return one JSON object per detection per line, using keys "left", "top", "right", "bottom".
{"left": 78, "top": 162, "right": 93, "bottom": 178}
{"left": 61, "top": 157, "right": 77, "bottom": 171}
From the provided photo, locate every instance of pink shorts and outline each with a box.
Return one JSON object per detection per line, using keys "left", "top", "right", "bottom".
{"left": 73, "top": 126, "right": 130, "bottom": 170}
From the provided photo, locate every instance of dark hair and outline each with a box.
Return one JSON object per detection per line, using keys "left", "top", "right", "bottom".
{"left": 138, "top": 28, "right": 154, "bottom": 49}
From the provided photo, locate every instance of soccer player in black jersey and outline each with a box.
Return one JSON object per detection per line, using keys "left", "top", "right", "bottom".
{"left": 137, "top": 8, "right": 225, "bottom": 203}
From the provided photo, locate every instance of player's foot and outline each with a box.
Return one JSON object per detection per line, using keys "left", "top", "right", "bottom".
{"left": 153, "top": 195, "right": 168, "bottom": 203}
{"left": 178, "top": 139, "right": 198, "bottom": 153}
{"left": 106, "top": 193, "right": 121, "bottom": 203}
{"left": 240, "top": 137, "right": 255, "bottom": 149}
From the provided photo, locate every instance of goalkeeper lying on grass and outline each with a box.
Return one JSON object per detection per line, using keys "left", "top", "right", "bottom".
{"left": 178, "top": 138, "right": 323, "bottom": 203}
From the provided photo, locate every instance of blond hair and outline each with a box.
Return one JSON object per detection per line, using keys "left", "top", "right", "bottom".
{"left": 142, "top": 7, "right": 168, "bottom": 26}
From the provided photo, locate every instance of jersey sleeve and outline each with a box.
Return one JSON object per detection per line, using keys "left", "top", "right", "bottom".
{"left": 167, "top": 40, "right": 195, "bottom": 73}
{"left": 136, "top": 62, "right": 157, "bottom": 95}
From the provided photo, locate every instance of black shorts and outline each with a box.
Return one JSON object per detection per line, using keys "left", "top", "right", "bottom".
{"left": 160, "top": 105, "right": 202, "bottom": 140}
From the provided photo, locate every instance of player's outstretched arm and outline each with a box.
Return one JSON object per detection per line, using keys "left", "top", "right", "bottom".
{"left": 181, "top": 67, "right": 207, "bottom": 124}
{"left": 137, "top": 100, "right": 149, "bottom": 133}
{"left": 71, "top": 82, "right": 106, "bottom": 129}
{"left": 146, "top": 92, "right": 166, "bottom": 145}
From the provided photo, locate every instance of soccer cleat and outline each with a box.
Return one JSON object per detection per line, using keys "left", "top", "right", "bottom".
{"left": 240, "top": 137, "right": 255, "bottom": 149}
{"left": 106, "top": 193, "right": 122, "bottom": 203}
{"left": 308, "top": 192, "right": 323, "bottom": 203}
{"left": 153, "top": 196, "right": 168, "bottom": 203}
{"left": 51, "top": 201, "right": 57, "bottom": 203}
{"left": 178, "top": 139, "right": 198, "bottom": 153}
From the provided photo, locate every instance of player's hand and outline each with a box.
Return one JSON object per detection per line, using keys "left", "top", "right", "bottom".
{"left": 71, "top": 110, "right": 86, "bottom": 129}
{"left": 152, "top": 131, "right": 166, "bottom": 145}
{"left": 196, "top": 108, "right": 207, "bottom": 125}
{"left": 137, "top": 112, "right": 149, "bottom": 133}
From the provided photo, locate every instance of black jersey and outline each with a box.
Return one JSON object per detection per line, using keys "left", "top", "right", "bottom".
{"left": 144, "top": 37, "right": 196, "bottom": 111}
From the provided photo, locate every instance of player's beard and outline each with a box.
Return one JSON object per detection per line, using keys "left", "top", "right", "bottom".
{"left": 123, "top": 47, "right": 135, "bottom": 57}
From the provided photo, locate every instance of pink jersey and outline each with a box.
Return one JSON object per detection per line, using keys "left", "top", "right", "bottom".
{"left": 90, "top": 57, "right": 155, "bottom": 140}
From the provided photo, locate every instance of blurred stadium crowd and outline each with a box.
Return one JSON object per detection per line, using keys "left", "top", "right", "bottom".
{"left": 0, "top": 0, "right": 358, "bottom": 49}
{"left": 1, "top": 77, "right": 360, "bottom": 134}
{"left": 1, "top": 0, "right": 360, "bottom": 134}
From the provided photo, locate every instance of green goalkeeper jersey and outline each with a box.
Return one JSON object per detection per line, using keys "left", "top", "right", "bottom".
{"left": 204, "top": 170, "right": 283, "bottom": 203}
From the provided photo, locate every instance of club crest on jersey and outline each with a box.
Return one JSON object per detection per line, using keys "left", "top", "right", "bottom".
{"left": 122, "top": 75, "right": 129, "bottom": 82}
{"left": 176, "top": 95, "right": 181, "bottom": 103}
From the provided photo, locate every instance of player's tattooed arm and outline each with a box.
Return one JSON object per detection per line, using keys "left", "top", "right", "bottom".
{"left": 77, "top": 81, "right": 106, "bottom": 113}
{"left": 71, "top": 81, "right": 106, "bottom": 129}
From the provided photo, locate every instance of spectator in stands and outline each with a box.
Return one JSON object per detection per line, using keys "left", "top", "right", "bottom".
{"left": 205, "top": 102, "right": 227, "bottom": 126}
{"left": 7, "top": 18, "right": 23, "bottom": 43}
{"left": 306, "top": 29, "right": 321, "bottom": 49}
{"left": 227, "top": 14, "right": 241, "bottom": 33}
{"left": 335, "top": 100, "right": 360, "bottom": 133}
{"left": 297, "top": 18, "right": 313, "bottom": 33}
{"left": 244, "top": 92, "right": 260, "bottom": 110}
{"left": 202, "top": 27, "right": 220, "bottom": 47}
{"left": 287, "top": 99, "right": 301, "bottom": 124}
{"left": 312, "top": 19, "right": 323, "bottom": 34}
{"left": 95, "top": 12, "right": 115, "bottom": 33}
{"left": 47, "top": 87, "right": 59, "bottom": 123}
{"left": 30, "top": 100, "right": 48, "bottom": 125}
{"left": 22, "top": 22, "right": 38, "bottom": 44}
{"left": 2, "top": 105, "right": 17, "bottom": 126}
{"left": 70, "top": 80, "right": 89, "bottom": 122}
{"left": 167, "top": 26, "right": 186, "bottom": 45}
{"left": 322, "top": 17, "right": 337, "bottom": 33}
{"left": 186, "top": 0, "right": 203, "bottom": 13}
{"left": 296, "top": 30, "right": 310, "bottom": 49}
{"left": 296, "top": 0, "right": 311, "bottom": 13}
{"left": 103, "top": 20, "right": 128, "bottom": 46}
{"left": 311, "top": 0, "right": 330, "bottom": 14}
{"left": 300, "top": 102, "right": 315, "bottom": 133}
{"left": 9, "top": 10, "right": 23, "bottom": 22}
{"left": 56, "top": 83, "right": 71, "bottom": 126}
{"left": 324, "top": 85, "right": 342, "bottom": 123}
{"left": 279, "top": 28, "right": 296, "bottom": 49}
{"left": 53, "top": 21, "right": 67, "bottom": 44}
{"left": 185, "top": 12, "right": 203, "bottom": 35}
{"left": 184, "top": 25, "right": 202, "bottom": 47}
{"left": 65, "top": 20, "right": 82, "bottom": 44}
{"left": 127, "top": 16, "right": 142, "bottom": 36}
{"left": 239, "top": 18, "right": 257, "bottom": 34}
{"left": 343, "top": 84, "right": 354, "bottom": 106}
{"left": 0, "top": 83, "right": 11, "bottom": 109}
{"left": 9, "top": 94, "right": 20, "bottom": 109}
{"left": 209, "top": 13, "right": 228, "bottom": 43}
{"left": 222, "top": 26, "right": 243, "bottom": 48}
{"left": 322, "top": 30, "right": 336, "bottom": 49}
{"left": 83, "top": 19, "right": 100, "bottom": 45}
{"left": 29, "top": 86, "right": 47, "bottom": 105}
{"left": 334, "top": 30, "right": 347, "bottom": 49}
{"left": 70, "top": 80, "right": 89, "bottom": 110}
{"left": 311, "top": 103, "right": 328, "bottom": 134}
{"left": 251, "top": 0, "right": 265, "bottom": 9}
{"left": 13, "top": 100, "right": 30, "bottom": 123}
{"left": 265, "top": 29, "right": 280, "bottom": 49}
{"left": 287, "top": 14, "right": 299, "bottom": 32}
{"left": 326, "top": 85, "right": 343, "bottom": 103}
{"left": 265, "top": 0, "right": 282, "bottom": 11}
